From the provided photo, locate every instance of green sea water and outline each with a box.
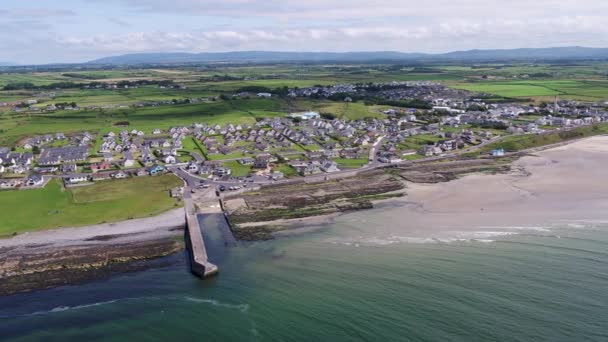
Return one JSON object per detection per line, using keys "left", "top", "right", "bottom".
{"left": 0, "top": 206, "right": 607, "bottom": 341}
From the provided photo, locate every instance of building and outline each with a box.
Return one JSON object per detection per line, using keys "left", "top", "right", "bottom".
{"left": 26, "top": 174, "right": 44, "bottom": 186}
{"left": 65, "top": 174, "right": 89, "bottom": 184}
{"left": 491, "top": 148, "right": 506, "bottom": 157}
{"left": 147, "top": 164, "right": 165, "bottom": 175}
{"left": 289, "top": 111, "right": 321, "bottom": 121}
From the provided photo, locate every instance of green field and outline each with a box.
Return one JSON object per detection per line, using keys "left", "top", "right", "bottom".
{"left": 0, "top": 174, "right": 183, "bottom": 235}
{"left": 449, "top": 80, "right": 608, "bottom": 101}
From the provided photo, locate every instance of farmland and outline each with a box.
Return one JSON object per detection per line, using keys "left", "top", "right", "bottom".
{"left": 449, "top": 80, "right": 608, "bottom": 101}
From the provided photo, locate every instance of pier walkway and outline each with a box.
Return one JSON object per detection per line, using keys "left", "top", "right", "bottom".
{"left": 183, "top": 189, "right": 218, "bottom": 278}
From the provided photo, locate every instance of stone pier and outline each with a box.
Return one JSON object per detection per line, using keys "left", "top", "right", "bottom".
{"left": 183, "top": 194, "right": 218, "bottom": 278}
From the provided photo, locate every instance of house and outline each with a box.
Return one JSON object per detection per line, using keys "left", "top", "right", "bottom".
{"left": 61, "top": 163, "right": 77, "bottom": 173}
{"left": 213, "top": 167, "right": 231, "bottom": 177}
{"left": 38, "top": 146, "right": 88, "bottom": 165}
{"left": 65, "top": 174, "right": 89, "bottom": 184}
{"left": 186, "top": 161, "right": 199, "bottom": 173}
{"left": 289, "top": 111, "right": 320, "bottom": 120}
{"left": 135, "top": 168, "right": 148, "bottom": 177}
{"left": 253, "top": 154, "right": 272, "bottom": 169}
{"left": 112, "top": 171, "right": 128, "bottom": 179}
{"left": 163, "top": 155, "right": 177, "bottom": 164}
{"left": 238, "top": 157, "right": 254, "bottom": 166}
{"left": 147, "top": 164, "right": 165, "bottom": 175}
{"left": 26, "top": 174, "right": 44, "bottom": 186}
{"left": 320, "top": 160, "right": 340, "bottom": 173}
{"left": 419, "top": 145, "right": 442, "bottom": 157}
{"left": 91, "top": 161, "right": 111, "bottom": 173}
{"left": 491, "top": 148, "right": 506, "bottom": 157}
{"left": 122, "top": 151, "right": 136, "bottom": 167}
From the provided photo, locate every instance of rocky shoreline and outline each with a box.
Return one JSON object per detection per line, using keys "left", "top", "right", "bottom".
{"left": 0, "top": 209, "right": 186, "bottom": 296}
{"left": 0, "top": 237, "right": 184, "bottom": 296}
{"left": 222, "top": 156, "right": 516, "bottom": 240}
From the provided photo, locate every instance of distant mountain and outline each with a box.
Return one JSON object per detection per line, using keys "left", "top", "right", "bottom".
{"left": 0, "top": 62, "right": 18, "bottom": 67}
{"left": 88, "top": 47, "right": 608, "bottom": 65}
{"left": 88, "top": 51, "right": 428, "bottom": 65}
{"left": 440, "top": 47, "right": 608, "bottom": 60}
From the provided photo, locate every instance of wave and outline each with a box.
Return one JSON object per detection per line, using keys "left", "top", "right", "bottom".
{"left": 0, "top": 299, "right": 122, "bottom": 319}
{"left": 183, "top": 296, "right": 250, "bottom": 313}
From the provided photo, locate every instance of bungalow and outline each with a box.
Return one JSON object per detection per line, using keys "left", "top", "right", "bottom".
{"left": 135, "top": 168, "right": 148, "bottom": 177}
{"left": 65, "top": 174, "right": 89, "bottom": 184}
{"left": 238, "top": 157, "right": 254, "bottom": 166}
{"left": 91, "top": 161, "right": 112, "bottom": 173}
{"left": 26, "top": 174, "right": 44, "bottom": 186}
{"left": 0, "top": 179, "right": 22, "bottom": 189}
{"left": 112, "top": 171, "right": 128, "bottom": 179}
{"left": 147, "top": 164, "right": 165, "bottom": 175}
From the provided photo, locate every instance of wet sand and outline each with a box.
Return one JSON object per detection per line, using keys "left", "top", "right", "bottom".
{"left": 331, "top": 136, "right": 608, "bottom": 243}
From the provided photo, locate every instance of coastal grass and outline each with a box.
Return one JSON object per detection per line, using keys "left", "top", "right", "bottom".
{"left": 0, "top": 174, "right": 183, "bottom": 235}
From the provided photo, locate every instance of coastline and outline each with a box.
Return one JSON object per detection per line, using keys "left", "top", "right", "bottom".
{"left": 227, "top": 135, "right": 608, "bottom": 240}
{"left": 0, "top": 208, "right": 186, "bottom": 296}
{"left": 3, "top": 135, "right": 608, "bottom": 295}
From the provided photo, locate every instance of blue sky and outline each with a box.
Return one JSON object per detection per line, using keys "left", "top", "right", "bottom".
{"left": 1, "top": 0, "right": 607, "bottom": 64}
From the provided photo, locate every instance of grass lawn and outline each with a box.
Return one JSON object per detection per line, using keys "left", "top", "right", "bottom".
{"left": 180, "top": 137, "right": 204, "bottom": 155}
{"left": 398, "top": 134, "right": 442, "bottom": 150}
{"left": 0, "top": 174, "right": 183, "bottom": 236}
{"left": 273, "top": 163, "right": 300, "bottom": 178}
{"left": 334, "top": 158, "right": 369, "bottom": 169}
{"left": 223, "top": 161, "right": 252, "bottom": 177}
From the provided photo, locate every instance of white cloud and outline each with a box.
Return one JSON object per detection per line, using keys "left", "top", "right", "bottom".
{"left": 4, "top": 0, "right": 608, "bottom": 63}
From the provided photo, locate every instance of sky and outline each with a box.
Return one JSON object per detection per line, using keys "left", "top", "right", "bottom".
{"left": 1, "top": 0, "right": 608, "bottom": 64}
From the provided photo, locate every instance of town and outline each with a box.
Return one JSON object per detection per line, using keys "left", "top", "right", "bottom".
{"left": 2, "top": 81, "right": 607, "bottom": 192}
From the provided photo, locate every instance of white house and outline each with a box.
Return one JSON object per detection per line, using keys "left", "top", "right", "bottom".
{"left": 163, "top": 155, "right": 177, "bottom": 164}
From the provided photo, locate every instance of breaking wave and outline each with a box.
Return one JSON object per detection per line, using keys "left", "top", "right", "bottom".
{"left": 183, "top": 296, "right": 250, "bottom": 313}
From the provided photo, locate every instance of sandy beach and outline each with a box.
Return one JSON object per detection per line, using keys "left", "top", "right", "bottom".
{"left": 329, "top": 136, "right": 608, "bottom": 244}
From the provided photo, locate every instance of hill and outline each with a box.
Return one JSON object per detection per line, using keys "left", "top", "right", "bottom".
{"left": 87, "top": 47, "right": 608, "bottom": 65}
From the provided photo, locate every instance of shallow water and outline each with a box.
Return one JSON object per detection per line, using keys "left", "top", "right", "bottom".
{"left": 0, "top": 210, "right": 607, "bottom": 341}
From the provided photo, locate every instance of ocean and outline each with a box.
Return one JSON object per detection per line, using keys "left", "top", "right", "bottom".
{"left": 0, "top": 206, "right": 607, "bottom": 341}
